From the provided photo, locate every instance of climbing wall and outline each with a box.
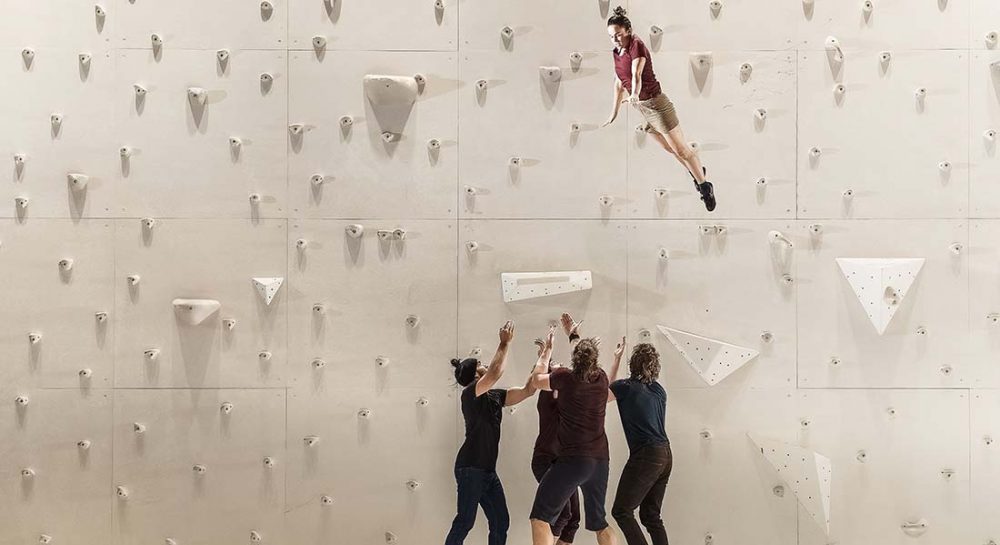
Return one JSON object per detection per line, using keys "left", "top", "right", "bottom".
{"left": 1, "top": 1, "right": 998, "bottom": 544}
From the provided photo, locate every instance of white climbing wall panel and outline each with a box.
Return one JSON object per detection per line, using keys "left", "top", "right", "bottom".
{"left": 627, "top": 220, "right": 795, "bottom": 388}
{"left": 2, "top": 1, "right": 1000, "bottom": 544}
{"left": 114, "top": 49, "right": 288, "bottom": 219}
{"left": 287, "top": 220, "right": 457, "bottom": 391}
{"left": 797, "top": 220, "right": 968, "bottom": 388}
{"left": 114, "top": 220, "right": 287, "bottom": 389}
{"left": 798, "top": 50, "right": 969, "bottom": 219}
{"left": 288, "top": 51, "right": 457, "bottom": 219}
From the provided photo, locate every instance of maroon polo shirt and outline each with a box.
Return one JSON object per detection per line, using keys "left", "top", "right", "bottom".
{"left": 549, "top": 367, "right": 610, "bottom": 460}
{"left": 613, "top": 36, "right": 661, "bottom": 100}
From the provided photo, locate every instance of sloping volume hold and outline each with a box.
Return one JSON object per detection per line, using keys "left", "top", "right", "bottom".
{"left": 363, "top": 74, "right": 418, "bottom": 107}
{"left": 748, "top": 434, "right": 833, "bottom": 536}
{"left": 657, "top": 326, "right": 759, "bottom": 386}
{"left": 172, "top": 298, "right": 221, "bottom": 325}
{"left": 836, "top": 258, "right": 924, "bottom": 335}
{"left": 500, "top": 271, "right": 592, "bottom": 303}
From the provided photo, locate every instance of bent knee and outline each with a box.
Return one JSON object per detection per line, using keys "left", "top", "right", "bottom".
{"left": 638, "top": 511, "right": 663, "bottom": 527}
{"left": 676, "top": 145, "right": 696, "bottom": 161}
{"left": 611, "top": 504, "right": 633, "bottom": 521}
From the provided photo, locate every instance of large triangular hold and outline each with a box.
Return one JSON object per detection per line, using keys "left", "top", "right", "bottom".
{"left": 500, "top": 271, "right": 592, "bottom": 303}
{"left": 836, "top": 258, "right": 924, "bottom": 335}
{"left": 363, "top": 75, "right": 418, "bottom": 107}
{"left": 748, "top": 434, "right": 832, "bottom": 536}
{"left": 252, "top": 277, "right": 283, "bottom": 306}
{"left": 656, "top": 326, "right": 759, "bottom": 386}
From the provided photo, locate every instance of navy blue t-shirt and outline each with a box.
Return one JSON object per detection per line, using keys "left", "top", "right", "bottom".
{"left": 609, "top": 378, "right": 668, "bottom": 452}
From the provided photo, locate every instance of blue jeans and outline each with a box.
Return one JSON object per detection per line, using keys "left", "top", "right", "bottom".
{"left": 444, "top": 467, "right": 510, "bottom": 545}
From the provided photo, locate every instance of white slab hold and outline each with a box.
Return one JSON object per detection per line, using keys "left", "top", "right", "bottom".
{"left": 362, "top": 75, "right": 419, "bottom": 107}
{"left": 657, "top": 326, "right": 759, "bottom": 386}
{"left": 749, "top": 434, "right": 832, "bottom": 536}
{"left": 500, "top": 271, "right": 592, "bottom": 303}
{"left": 836, "top": 258, "right": 925, "bottom": 335}
{"left": 252, "top": 277, "right": 284, "bottom": 305}
{"left": 172, "top": 299, "right": 221, "bottom": 325}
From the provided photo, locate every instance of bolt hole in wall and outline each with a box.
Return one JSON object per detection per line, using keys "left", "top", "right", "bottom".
{"left": 1, "top": 0, "right": 998, "bottom": 544}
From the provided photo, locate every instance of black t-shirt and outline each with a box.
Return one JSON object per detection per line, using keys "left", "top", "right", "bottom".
{"left": 549, "top": 367, "right": 610, "bottom": 460}
{"left": 533, "top": 389, "right": 560, "bottom": 458}
{"left": 609, "top": 378, "right": 669, "bottom": 452}
{"left": 455, "top": 384, "right": 507, "bottom": 471}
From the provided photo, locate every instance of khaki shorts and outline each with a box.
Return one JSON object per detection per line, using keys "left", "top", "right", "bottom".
{"left": 633, "top": 93, "right": 679, "bottom": 135}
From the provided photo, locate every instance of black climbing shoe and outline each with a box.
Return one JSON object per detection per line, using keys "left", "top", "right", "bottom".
{"left": 697, "top": 180, "right": 716, "bottom": 212}
{"left": 688, "top": 167, "right": 715, "bottom": 212}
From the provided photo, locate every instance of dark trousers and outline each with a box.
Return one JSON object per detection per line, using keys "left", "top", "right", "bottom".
{"left": 531, "top": 455, "right": 581, "bottom": 543}
{"left": 530, "top": 456, "right": 610, "bottom": 532}
{"left": 611, "top": 443, "right": 672, "bottom": 545}
{"left": 445, "top": 467, "right": 509, "bottom": 545}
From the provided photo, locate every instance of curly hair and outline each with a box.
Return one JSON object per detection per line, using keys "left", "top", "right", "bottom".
{"left": 628, "top": 343, "right": 660, "bottom": 384}
{"left": 571, "top": 338, "right": 603, "bottom": 383}
{"left": 607, "top": 6, "right": 632, "bottom": 31}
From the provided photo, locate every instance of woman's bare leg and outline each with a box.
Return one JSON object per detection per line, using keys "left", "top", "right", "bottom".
{"left": 664, "top": 125, "right": 707, "bottom": 184}
{"left": 650, "top": 130, "right": 704, "bottom": 184}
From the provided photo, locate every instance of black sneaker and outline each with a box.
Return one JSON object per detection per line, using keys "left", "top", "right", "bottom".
{"left": 688, "top": 167, "right": 715, "bottom": 211}
{"left": 698, "top": 180, "right": 716, "bottom": 212}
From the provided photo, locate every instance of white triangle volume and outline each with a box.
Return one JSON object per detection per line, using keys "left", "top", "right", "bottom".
{"left": 500, "top": 271, "right": 592, "bottom": 303}
{"left": 171, "top": 298, "right": 221, "bottom": 325}
{"left": 252, "top": 277, "right": 284, "bottom": 306}
{"left": 836, "top": 258, "right": 924, "bottom": 335}
{"left": 656, "top": 326, "right": 759, "bottom": 386}
{"left": 748, "top": 434, "right": 832, "bottom": 536}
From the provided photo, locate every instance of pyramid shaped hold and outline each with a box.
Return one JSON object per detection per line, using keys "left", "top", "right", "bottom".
{"left": 172, "top": 299, "right": 221, "bottom": 325}
{"left": 500, "top": 271, "right": 592, "bottom": 303}
{"left": 749, "top": 434, "right": 832, "bottom": 536}
{"left": 363, "top": 75, "right": 418, "bottom": 107}
{"left": 836, "top": 258, "right": 924, "bottom": 335}
{"left": 252, "top": 277, "right": 284, "bottom": 305}
{"left": 657, "top": 326, "right": 759, "bottom": 386}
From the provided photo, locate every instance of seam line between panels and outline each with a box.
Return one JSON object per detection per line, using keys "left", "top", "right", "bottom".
{"left": 455, "top": 0, "right": 463, "bottom": 453}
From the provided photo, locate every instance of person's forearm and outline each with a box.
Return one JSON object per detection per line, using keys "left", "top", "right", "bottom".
{"left": 631, "top": 76, "right": 642, "bottom": 98}
{"left": 610, "top": 88, "right": 625, "bottom": 117}
{"left": 484, "top": 340, "right": 510, "bottom": 380}
{"left": 609, "top": 356, "right": 623, "bottom": 381}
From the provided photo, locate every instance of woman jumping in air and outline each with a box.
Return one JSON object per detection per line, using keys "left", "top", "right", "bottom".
{"left": 445, "top": 321, "right": 546, "bottom": 545}
{"left": 602, "top": 6, "right": 717, "bottom": 212}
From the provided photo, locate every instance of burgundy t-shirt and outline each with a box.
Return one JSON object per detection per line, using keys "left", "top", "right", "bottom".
{"left": 533, "top": 389, "right": 560, "bottom": 459}
{"left": 549, "top": 367, "right": 610, "bottom": 460}
{"left": 613, "top": 37, "right": 661, "bottom": 100}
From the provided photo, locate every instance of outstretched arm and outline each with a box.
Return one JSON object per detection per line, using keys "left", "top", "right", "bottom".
{"left": 603, "top": 79, "right": 626, "bottom": 126}
{"left": 607, "top": 336, "right": 626, "bottom": 403}
{"left": 505, "top": 328, "right": 555, "bottom": 406}
{"left": 476, "top": 321, "right": 514, "bottom": 397}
